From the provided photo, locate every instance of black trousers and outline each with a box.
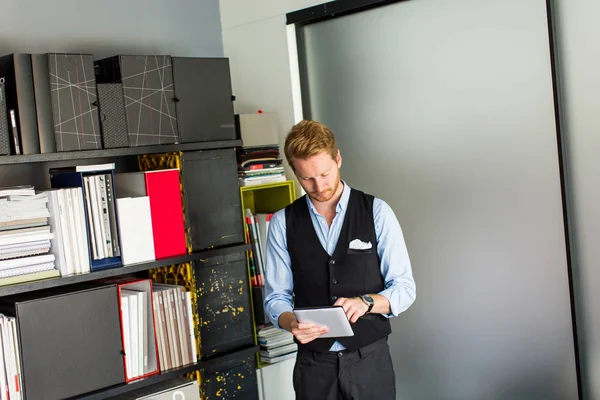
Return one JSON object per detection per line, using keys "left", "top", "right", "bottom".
{"left": 293, "top": 338, "right": 396, "bottom": 400}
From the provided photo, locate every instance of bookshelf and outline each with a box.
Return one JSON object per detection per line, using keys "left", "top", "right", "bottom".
{"left": 239, "top": 180, "right": 297, "bottom": 368}
{"left": 0, "top": 136, "right": 260, "bottom": 399}
{"left": 0, "top": 49, "right": 260, "bottom": 399}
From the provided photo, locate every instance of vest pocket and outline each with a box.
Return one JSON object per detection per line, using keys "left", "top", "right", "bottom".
{"left": 347, "top": 248, "right": 373, "bottom": 255}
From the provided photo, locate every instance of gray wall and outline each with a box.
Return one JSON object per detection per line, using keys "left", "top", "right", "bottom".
{"left": 554, "top": 0, "right": 600, "bottom": 398}
{"left": 297, "top": 0, "right": 579, "bottom": 398}
{"left": 0, "top": 0, "right": 223, "bottom": 58}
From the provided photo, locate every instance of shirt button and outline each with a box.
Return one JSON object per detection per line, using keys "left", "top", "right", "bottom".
{"left": 338, "top": 352, "right": 344, "bottom": 357}
{"left": 331, "top": 296, "right": 337, "bottom": 301}
{"left": 330, "top": 260, "right": 336, "bottom": 265}
{"left": 332, "top": 279, "right": 338, "bottom": 284}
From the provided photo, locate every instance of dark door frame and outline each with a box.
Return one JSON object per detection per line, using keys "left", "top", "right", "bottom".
{"left": 287, "top": 0, "right": 408, "bottom": 26}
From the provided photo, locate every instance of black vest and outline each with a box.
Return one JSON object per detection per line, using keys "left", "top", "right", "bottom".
{"left": 285, "top": 188, "right": 392, "bottom": 352}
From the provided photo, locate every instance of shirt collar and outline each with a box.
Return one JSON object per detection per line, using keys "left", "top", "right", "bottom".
{"left": 306, "top": 180, "right": 351, "bottom": 215}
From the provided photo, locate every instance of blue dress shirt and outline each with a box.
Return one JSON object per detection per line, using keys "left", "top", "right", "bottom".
{"left": 263, "top": 181, "right": 416, "bottom": 351}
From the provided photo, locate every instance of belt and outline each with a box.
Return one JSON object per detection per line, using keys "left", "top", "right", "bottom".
{"left": 298, "top": 337, "right": 389, "bottom": 359}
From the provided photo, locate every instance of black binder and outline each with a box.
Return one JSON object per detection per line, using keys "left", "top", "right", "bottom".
{"left": 0, "top": 54, "right": 40, "bottom": 155}
{"left": 48, "top": 53, "right": 102, "bottom": 152}
{"left": 0, "top": 284, "right": 125, "bottom": 400}
{"left": 31, "top": 54, "right": 57, "bottom": 153}
{"left": 0, "top": 82, "right": 10, "bottom": 155}
{"left": 172, "top": 57, "right": 236, "bottom": 143}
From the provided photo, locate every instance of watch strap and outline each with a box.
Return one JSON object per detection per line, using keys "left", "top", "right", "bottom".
{"left": 361, "top": 295, "right": 374, "bottom": 313}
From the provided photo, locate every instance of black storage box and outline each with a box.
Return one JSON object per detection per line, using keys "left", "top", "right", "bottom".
{"left": 0, "top": 284, "right": 125, "bottom": 400}
{"left": 201, "top": 355, "right": 258, "bottom": 400}
{"left": 180, "top": 149, "right": 244, "bottom": 250}
{"left": 171, "top": 57, "right": 236, "bottom": 143}
{"left": 194, "top": 252, "right": 254, "bottom": 356}
{"left": 95, "top": 55, "right": 180, "bottom": 146}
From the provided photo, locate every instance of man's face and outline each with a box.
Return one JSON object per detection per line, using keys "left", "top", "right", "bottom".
{"left": 293, "top": 151, "right": 342, "bottom": 203}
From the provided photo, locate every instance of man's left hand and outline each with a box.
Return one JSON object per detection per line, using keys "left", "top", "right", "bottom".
{"left": 334, "top": 297, "right": 368, "bottom": 323}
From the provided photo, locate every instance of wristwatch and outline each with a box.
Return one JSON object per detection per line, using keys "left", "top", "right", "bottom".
{"left": 360, "top": 295, "right": 374, "bottom": 314}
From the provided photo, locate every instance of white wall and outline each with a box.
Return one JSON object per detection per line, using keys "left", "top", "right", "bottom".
{"left": 220, "top": 0, "right": 321, "bottom": 193}
{"left": 220, "top": 0, "right": 319, "bottom": 119}
{"left": 221, "top": 0, "right": 600, "bottom": 398}
{"left": 256, "top": 357, "right": 295, "bottom": 400}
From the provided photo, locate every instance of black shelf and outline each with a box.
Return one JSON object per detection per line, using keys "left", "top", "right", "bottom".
{"left": 0, "top": 140, "right": 243, "bottom": 165}
{"left": 75, "top": 344, "right": 259, "bottom": 400}
{"left": 0, "top": 243, "right": 251, "bottom": 297}
{"left": 196, "top": 343, "right": 260, "bottom": 371}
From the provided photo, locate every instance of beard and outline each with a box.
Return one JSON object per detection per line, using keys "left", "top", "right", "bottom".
{"left": 307, "top": 170, "right": 341, "bottom": 203}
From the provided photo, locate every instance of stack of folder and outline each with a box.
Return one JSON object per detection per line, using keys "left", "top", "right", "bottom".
{"left": 50, "top": 163, "right": 124, "bottom": 271}
{"left": 257, "top": 325, "right": 297, "bottom": 364}
{"left": 113, "top": 278, "right": 160, "bottom": 382}
{"left": 114, "top": 169, "right": 187, "bottom": 262}
{"left": 44, "top": 187, "right": 91, "bottom": 276}
{"left": 151, "top": 283, "right": 197, "bottom": 371}
{"left": 0, "top": 186, "right": 59, "bottom": 286}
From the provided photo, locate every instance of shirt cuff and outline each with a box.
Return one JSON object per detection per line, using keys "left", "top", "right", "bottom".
{"left": 268, "top": 302, "right": 294, "bottom": 329}
{"left": 377, "top": 288, "right": 397, "bottom": 318}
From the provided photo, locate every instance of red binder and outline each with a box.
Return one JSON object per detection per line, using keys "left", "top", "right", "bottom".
{"left": 144, "top": 169, "right": 187, "bottom": 259}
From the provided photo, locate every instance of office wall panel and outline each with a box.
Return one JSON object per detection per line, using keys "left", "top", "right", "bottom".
{"left": 553, "top": 0, "right": 600, "bottom": 398}
{"left": 297, "top": 1, "right": 578, "bottom": 398}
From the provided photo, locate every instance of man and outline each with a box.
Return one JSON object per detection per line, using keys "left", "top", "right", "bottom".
{"left": 263, "top": 120, "right": 416, "bottom": 400}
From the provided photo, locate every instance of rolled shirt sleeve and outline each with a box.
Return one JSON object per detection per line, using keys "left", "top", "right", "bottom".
{"left": 373, "top": 198, "right": 416, "bottom": 317}
{"left": 263, "top": 210, "right": 294, "bottom": 329}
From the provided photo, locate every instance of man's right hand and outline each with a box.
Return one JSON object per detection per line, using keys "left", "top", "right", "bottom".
{"left": 278, "top": 311, "right": 328, "bottom": 344}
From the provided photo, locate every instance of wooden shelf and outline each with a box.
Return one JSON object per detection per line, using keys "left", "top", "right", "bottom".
{"left": 0, "top": 243, "right": 251, "bottom": 297}
{"left": 0, "top": 140, "right": 243, "bottom": 165}
{"left": 75, "top": 344, "right": 259, "bottom": 400}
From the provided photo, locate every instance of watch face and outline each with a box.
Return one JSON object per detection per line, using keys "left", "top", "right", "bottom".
{"left": 363, "top": 295, "right": 374, "bottom": 305}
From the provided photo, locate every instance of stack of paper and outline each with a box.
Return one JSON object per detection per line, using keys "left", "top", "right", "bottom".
{"left": 0, "top": 186, "right": 59, "bottom": 286}
{"left": 44, "top": 188, "right": 91, "bottom": 277}
{"left": 236, "top": 146, "right": 286, "bottom": 186}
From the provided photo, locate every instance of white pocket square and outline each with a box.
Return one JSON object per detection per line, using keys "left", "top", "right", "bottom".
{"left": 348, "top": 239, "right": 372, "bottom": 250}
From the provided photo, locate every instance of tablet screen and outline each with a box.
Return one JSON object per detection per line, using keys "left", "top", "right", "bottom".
{"left": 293, "top": 306, "right": 354, "bottom": 338}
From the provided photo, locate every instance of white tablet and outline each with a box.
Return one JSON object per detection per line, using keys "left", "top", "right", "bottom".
{"left": 293, "top": 306, "right": 354, "bottom": 338}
